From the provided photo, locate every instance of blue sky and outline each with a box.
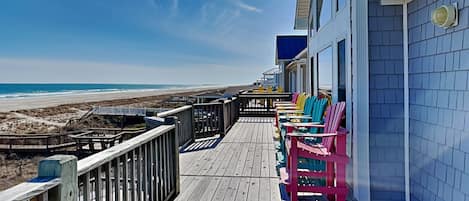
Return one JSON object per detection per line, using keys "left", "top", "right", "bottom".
{"left": 0, "top": 0, "right": 304, "bottom": 85}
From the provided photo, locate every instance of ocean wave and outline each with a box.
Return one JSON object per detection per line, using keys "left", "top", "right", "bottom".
{"left": 0, "top": 85, "right": 199, "bottom": 99}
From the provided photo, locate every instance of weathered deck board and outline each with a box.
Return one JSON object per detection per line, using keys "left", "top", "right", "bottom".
{"left": 176, "top": 117, "right": 281, "bottom": 201}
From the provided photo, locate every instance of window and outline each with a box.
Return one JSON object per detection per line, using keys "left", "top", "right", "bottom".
{"left": 338, "top": 40, "right": 346, "bottom": 102}
{"left": 310, "top": 56, "right": 314, "bottom": 93}
{"left": 317, "top": 0, "right": 332, "bottom": 29}
{"left": 317, "top": 47, "right": 333, "bottom": 98}
{"left": 337, "top": 0, "right": 346, "bottom": 11}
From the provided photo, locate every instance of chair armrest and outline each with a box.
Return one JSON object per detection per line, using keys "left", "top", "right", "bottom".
{"left": 275, "top": 103, "right": 296, "bottom": 106}
{"left": 278, "top": 110, "right": 304, "bottom": 114}
{"left": 275, "top": 105, "right": 297, "bottom": 110}
{"left": 285, "top": 116, "right": 312, "bottom": 119}
{"left": 287, "top": 132, "right": 338, "bottom": 138}
{"left": 282, "top": 122, "right": 323, "bottom": 128}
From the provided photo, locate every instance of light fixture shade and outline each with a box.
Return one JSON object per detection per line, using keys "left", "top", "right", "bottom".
{"left": 431, "top": 4, "right": 458, "bottom": 28}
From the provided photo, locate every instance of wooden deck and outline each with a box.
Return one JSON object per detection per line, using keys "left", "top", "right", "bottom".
{"left": 177, "top": 117, "right": 281, "bottom": 201}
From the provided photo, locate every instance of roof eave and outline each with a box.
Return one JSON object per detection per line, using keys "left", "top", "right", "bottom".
{"left": 294, "top": 0, "right": 310, "bottom": 30}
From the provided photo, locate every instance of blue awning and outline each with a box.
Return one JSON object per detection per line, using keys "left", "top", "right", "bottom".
{"left": 275, "top": 35, "right": 307, "bottom": 64}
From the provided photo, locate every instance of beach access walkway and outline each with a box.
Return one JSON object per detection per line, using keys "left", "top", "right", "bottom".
{"left": 176, "top": 117, "right": 282, "bottom": 201}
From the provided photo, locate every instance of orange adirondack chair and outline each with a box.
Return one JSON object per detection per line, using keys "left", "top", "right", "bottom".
{"left": 280, "top": 102, "right": 348, "bottom": 201}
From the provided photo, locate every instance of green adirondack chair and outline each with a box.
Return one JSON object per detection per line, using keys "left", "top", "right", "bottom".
{"left": 275, "top": 98, "right": 328, "bottom": 170}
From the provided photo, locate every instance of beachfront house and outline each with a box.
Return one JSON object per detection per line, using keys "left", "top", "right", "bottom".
{"left": 275, "top": 35, "right": 308, "bottom": 93}
{"left": 261, "top": 67, "right": 283, "bottom": 88}
{"left": 293, "top": 0, "right": 469, "bottom": 200}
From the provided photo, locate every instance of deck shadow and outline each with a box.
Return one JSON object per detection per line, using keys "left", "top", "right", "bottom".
{"left": 179, "top": 136, "right": 222, "bottom": 153}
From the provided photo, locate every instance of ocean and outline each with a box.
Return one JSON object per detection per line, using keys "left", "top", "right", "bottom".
{"left": 0, "top": 83, "right": 195, "bottom": 99}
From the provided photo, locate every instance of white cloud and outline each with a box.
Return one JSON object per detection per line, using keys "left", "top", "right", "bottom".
{"left": 236, "top": 1, "right": 263, "bottom": 13}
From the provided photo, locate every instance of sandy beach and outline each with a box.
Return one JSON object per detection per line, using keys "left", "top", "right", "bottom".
{"left": 0, "top": 85, "right": 227, "bottom": 113}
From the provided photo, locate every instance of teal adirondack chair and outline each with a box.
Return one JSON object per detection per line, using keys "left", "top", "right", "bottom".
{"left": 275, "top": 98, "right": 328, "bottom": 170}
{"left": 276, "top": 96, "right": 316, "bottom": 127}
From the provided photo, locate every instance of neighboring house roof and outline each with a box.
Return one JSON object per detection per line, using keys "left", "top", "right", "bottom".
{"left": 294, "top": 0, "right": 311, "bottom": 30}
{"left": 263, "top": 67, "right": 281, "bottom": 76}
{"left": 294, "top": 48, "right": 307, "bottom": 60}
{"left": 275, "top": 35, "right": 307, "bottom": 65}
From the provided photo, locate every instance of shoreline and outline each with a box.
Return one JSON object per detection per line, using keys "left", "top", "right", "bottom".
{"left": 0, "top": 85, "right": 233, "bottom": 113}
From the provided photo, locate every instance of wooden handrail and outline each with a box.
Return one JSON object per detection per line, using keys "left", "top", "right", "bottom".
{"left": 77, "top": 125, "right": 174, "bottom": 176}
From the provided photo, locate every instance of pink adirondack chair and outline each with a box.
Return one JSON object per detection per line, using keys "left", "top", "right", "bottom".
{"left": 274, "top": 92, "right": 299, "bottom": 106}
{"left": 280, "top": 102, "right": 348, "bottom": 201}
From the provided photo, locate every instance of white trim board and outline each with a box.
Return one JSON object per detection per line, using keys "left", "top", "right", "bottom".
{"left": 351, "top": 0, "right": 371, "bottom": 200}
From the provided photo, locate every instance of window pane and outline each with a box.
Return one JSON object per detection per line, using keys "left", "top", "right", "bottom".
{"left": 338, "top": 40, "right": 346, "bottom": 102}
{"left": 337, "top": 0, "right": 346, "bottom": 11}
{"left": 310, "top": 57, "right": 314, "bottom": 92}
{"left": 309, "top": 2, "right": 314, "bottom": 36}
{"left": 317, "top": 0, "right": 331, "bottom": 29}
{"left": 317, "top": 47, "right": 333, "bottom": 98}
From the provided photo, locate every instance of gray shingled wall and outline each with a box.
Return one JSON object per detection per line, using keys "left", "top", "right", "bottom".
{"left": 368, "top": 1, "right": 406, "bottom": 200}
{"left": 407, "top": 0, "right": 469, "bottom": 201}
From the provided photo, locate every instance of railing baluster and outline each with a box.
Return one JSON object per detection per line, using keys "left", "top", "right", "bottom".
{"left": 149, "top": 141, "right": 155, "bottom": 201}
{"left": 167, "top": 134, "right": 172, "bottom": 194}
{"left": 105, "top": 162, "right": 112, "bottom": 201}
{"left": 130, "top": 150, "right": 136, "bottom": 201}
{"left": 163, "top": 134, "right": 168, "bottom": 197}
{"left": 154, "top": 138, "right": 161, "bottom": 201}
{"left": 84, "top": 172, "right": 91, "bottom": 201}
{"left": 137, "top": 147, "right": 142, "bottom": 201}
{"left": 142, "top": 144, "right": 148, "bottom": 201}
{"left": 95, "top": 167, "right": 102, "bottom": 201}
{"left": 38, "top": 192, "right": 48, "bottom": 201}
{"left": 122, "top": 154, "right": 128, "bottom": 200}
{"left": 114, "top": 157, "right": 121, "bottom": 201}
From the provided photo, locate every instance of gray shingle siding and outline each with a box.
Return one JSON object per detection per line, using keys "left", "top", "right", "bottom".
{"left": 407, "top": 0, "right": 469, "bottom": 201}
{"left": 368, "top": 1, "right": 406, "bottom": 200}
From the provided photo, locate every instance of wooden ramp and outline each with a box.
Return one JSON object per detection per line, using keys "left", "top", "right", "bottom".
{"left": 177, "top": 117, "right": 281, "bottom": 201}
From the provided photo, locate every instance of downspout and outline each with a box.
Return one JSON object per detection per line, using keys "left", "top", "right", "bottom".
{"left": 403, "top": 2, "right": 410, "bottom": 201}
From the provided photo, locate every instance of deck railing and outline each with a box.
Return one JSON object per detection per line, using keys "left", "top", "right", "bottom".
{"left": 0, "top": 122, "right": 180, "bottom": 201}
{"left": 238, "top": 92, "right": 292, "bottom": 117}
{"left": 156, "top": 105, "right": 194, "bottom": 147}
{"left": 193, "top": 97, "right": 239, "bottom": 138}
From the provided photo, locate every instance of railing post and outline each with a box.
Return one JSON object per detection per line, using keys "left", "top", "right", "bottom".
{"left": 163, "top": 116, "right": 180, "bottom": 197}
{"left": 37, "top": 155, "right": 78, "bottom": 201}
{"left": 218, "top": 100, "right": 226, "bottom": 136}
{"left": 190, "top": 106, "right": 196, "bottom": 143}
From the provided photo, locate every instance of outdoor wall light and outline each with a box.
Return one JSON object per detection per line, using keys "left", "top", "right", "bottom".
{"left": 431, "top": 3, "right": 458, "bottom": 28}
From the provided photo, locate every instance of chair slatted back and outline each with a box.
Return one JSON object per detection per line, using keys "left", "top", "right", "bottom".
{"left": 296, "top": 93, "right": 307, "bottom": 110}
{"left": 303, "top": 96, "right": 317, "bottom": 116}
{"left": 292, "top": 93, "right": 299, "bottom": 103}
{"left": 321, "top": 102, "right": 346, "bottom": 151}
{"left": 308, "top": 98, "right": 329, "bottom": 133}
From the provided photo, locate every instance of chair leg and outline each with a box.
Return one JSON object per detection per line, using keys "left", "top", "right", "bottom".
{"left": 337, "top": 194, "right": 347, "bottom": 201}
{"left": 326, "top": 161, "right": 335, "bottom": 201}
{"left": 289, "top": 137, "right": 299, "bottom": 201}
{"left": 336, "top": 162, "right": 347, "bottom": 201}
